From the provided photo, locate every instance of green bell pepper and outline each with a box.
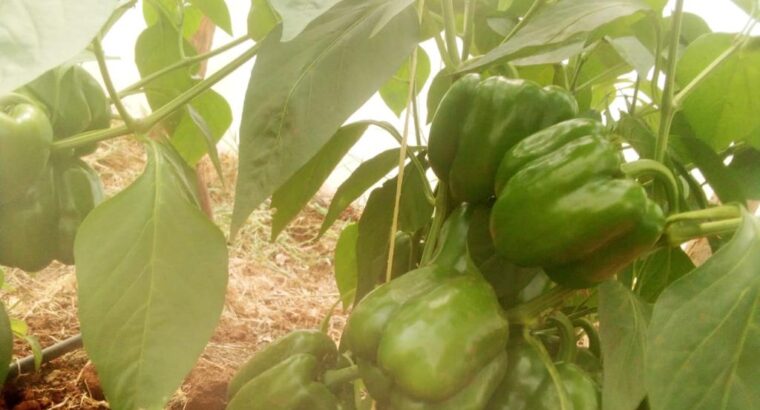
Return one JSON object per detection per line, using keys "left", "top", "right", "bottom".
{"left": 0, "top": 95, "right": 53, "bottom": 204}
{"left": 22, "top": 64, "right": 111, "bottom": 156}
{"left": 491, "top": 118, "right": 665, "bottom": 288}
{"left": 486, "top": 343, "right": 599, "bottom": 410}
{"left": 344, "top": 206, "right": 509, "bottom": 408}
{"left": 428, "top": 73, "right": 577, "bottom": 204}
{"left": 0, "top": 167, "right": 58, "bottom": 272}
{"left": 467, "top": 204, "right": 543, "bottom": 308}
{"left": 227, "top": 329, "right": 348, "bottom": 409}
{"left": 53, "top": 158, "right": 105, "bottom": 265}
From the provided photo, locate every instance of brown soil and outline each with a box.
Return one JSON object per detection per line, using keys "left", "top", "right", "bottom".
{"left": 0, "top": 138, "right": 360, "bottom": 409}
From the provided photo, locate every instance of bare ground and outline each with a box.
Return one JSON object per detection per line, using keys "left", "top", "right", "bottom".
{"left": 0, "top": 138, "right": 358, "bottom": 409}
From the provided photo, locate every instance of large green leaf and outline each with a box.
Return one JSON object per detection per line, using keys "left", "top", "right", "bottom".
{"left": 677, "top": 33, "right": 760, "bottom": 150}
{"left": 0, "top": 0, "right": 116, "bottom": 94}
{"left": 232, "top": 0, "right": 419, "bottom": 236}
{"left": 634, "top": 247, "right": 695, "bottom": 303}
{"left": 190, "top": 0, "right": 232, "bottom": 34}
{"left": 670, "top": 135, "right": 747, "bottom": 205}
{"left": 0, "top": 301, "right": 11, "bottom": 385}
{"left": 458, "top": 0, "right": 650, "bottom": 73}
{"left": 75, "top": 141, "right": 228, "bottom": 410}
{"left": 270, "top": 122, "right": 370, "bottom": 240}
{"left": 355, "top": 159, "right": 433, "bottom": 302}
{"left": 646, "top": 208, "right": 760, "bottom": 410}
{"left": 248, "top": 0, "right": 280, "bottom": 41}
{"left": 270, "top": 0, "right": 341, "bottom": 41}
{"left": 729, "top": 147, "right": 760, "bottom": 200}
{"left": 599, "top": 280, "right": 652, "bottom": 410}
{"left": 319, "top": 147, "right": 413, "bottom": 236}
{"left": 143, "top": 0, "right": 204, "bottom": 38}
{"left": 379, "top": 47, "right": 431, "bottom": 117}
{"left": 334, "top": 223, "right": 360, "bottom": 309}
{"left": 135, "top": 18, "right": 232, "bottom": 165}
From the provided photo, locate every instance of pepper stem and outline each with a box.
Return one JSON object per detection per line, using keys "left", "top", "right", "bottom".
{"left": 665, "top": 204, "right": 744, "bottom": 246}
{"left": 620, "top": 159, "right": 680, "bottom": 214}
{"left": 323, "top": 365, "right": 360, "bottom": 390}
{"left": 506, "top": 286, "right": 576, "bottom": 325}
{"left": 572, "top": 318, "right": 601, "bottom": 358}
{"left": 547, "top": 312, "right": 577, "bottom": 364}
{"left": 524, "top": 329, "right": 572, "bottom": 410}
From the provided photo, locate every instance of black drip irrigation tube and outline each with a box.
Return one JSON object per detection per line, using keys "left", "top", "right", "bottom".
{"left": 7, "top": 334, "right": 83, "bottom": 379}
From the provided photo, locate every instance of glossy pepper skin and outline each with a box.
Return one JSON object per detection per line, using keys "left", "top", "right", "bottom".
{"left": 0, "top": 99, "right": 53, "bottom": 204}
{"left": 343, "top": 206, "right": 510, "bottom": 409}
{"left": 487, "top": 343, "right": 600, "bottom": 410}
{"left": 428, "top": 74, "right": 577, "bottom": 204}
{"left": 226, "top": 330, "right": 346, "bottom": 409}
{"left": 23, "top": 65, "right": 110, "bottom": 156}
{"left": 53, "top": 158, "right": 104, "bottom": 265}
{"left": 0, "top": 168, "right": 58, "bottom": 271}
{"left": 491, "top": 118, "right": 666, "bottom": 288}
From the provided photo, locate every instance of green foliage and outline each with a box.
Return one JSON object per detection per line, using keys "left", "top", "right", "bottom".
{"left": 677, "top": 33, "right": 760, "bottom": 150}
{"left": 135, "top": 18, "right": 232, "bottom": 165}
{"left": 458, "top": 0, "right": 652, "bottom": 73}
{"left": 0, "top": 302, "right": 12, "bottom": 385}
{"left": 334, "top": 223, "right": 360, "bottom": 309}
{"left": 599, "top": 281, "right": 651, "bottom": 410}
{"left": 320, "top": 147, "right": 418, "bottom": 236}
{"left": 74, "top": 141, "right": 228, "bottom": 410}
{"left": 647, "top": 209, "right": 760, "bottom": 409}
{"left": 232, "top": 0, "right": 419, "bottom": 236}
{"left": 271, "top": 122, "right": 369, "bottom": 239}
{"left": 0, "top": 1, "right": 115, "bottom": 94}
{"left": 379, "top": 47, "right": 431, "bottom": 117}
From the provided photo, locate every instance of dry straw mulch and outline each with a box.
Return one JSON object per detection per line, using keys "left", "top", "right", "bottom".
{"left": 1, "top": 137, "right": 357, "bottom": 409}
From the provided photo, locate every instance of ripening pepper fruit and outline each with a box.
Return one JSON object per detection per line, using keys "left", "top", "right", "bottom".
{"left": 0, "top": 95, "right": 53, "bottom": 204}
{"left": 22, "top": 64, "right": 110, "bottom": 156}
{"left": 491, "top": 118, "right": 666, "bottom": 288}
{"left": 226, "top": 329, "right": 349, "bottom": 410}
{"left": 343, "top": 206, "right": 510, "bottom": 409}
{"left": 428, "top": 73, "right": 577, "bottom": 204}
{"left": 53, "top": 158, "right": 104, "bottom": 265}
{"left": 486, "top": 343, "right": 600, "bottom": 410}
{"left": 0, "top": 167, "right": 58, "bottom": 272}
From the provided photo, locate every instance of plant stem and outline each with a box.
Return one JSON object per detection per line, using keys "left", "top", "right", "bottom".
{"left": 572, "top": 318, "right": 601, "bottom": 358}
{"left": 500, "top": 0, "right": 544, "bottom": 45}
{"left": 419, "top": 184, "right": 448, "bottom": 265}
{"left": 547, "top": 312, "right": 577, "bottom": 364}
{"left": 525, "top": 331, "right": 572, "bottom": 409}
{"left": 655, "top": 0, "right": 685, "bottom": 163}
{"left": 630, "top": 75, "right": 641, "bottom": 115}
{"left": 142, "top": 43, "right": 260, "bottom": 129}
{"left": 93, "top": 37, "right": 139, "bottom": 132}
{"left": 666, "top": 204, "right": 741, "bottom": 224}
{"left": 441, "top": 0, "right": 461, "bottom": 66}
{"left": 506, "top": 286, "right": 576, "bottom": 325}
{"left": 460, "top": 0, "right": 476, "bottom": 61}
{"left": 366, "top": 120, "right": 434, "bottom": 205}
{"left": 620, "top": 159, "right": 680, "bottom": 214}
{"left": 53, "top": 43, "right": 260, "bottom": 151}
{"left": 385, "top": 47, "right": 420, "bottom": 283}
{"left": 434, "top": 32, "right": 456, "bottom": 68}
{"left": 98, "top": 0, "right": 137, "bottom": 39}
{"left": 118, "top": 36, "right": 251, "bottom": 97}
{"left": 666, "top": 218, "right": 742, "bottom": 246}
{"left": 323, "top": 365, "right": 360, "bottom": 389}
